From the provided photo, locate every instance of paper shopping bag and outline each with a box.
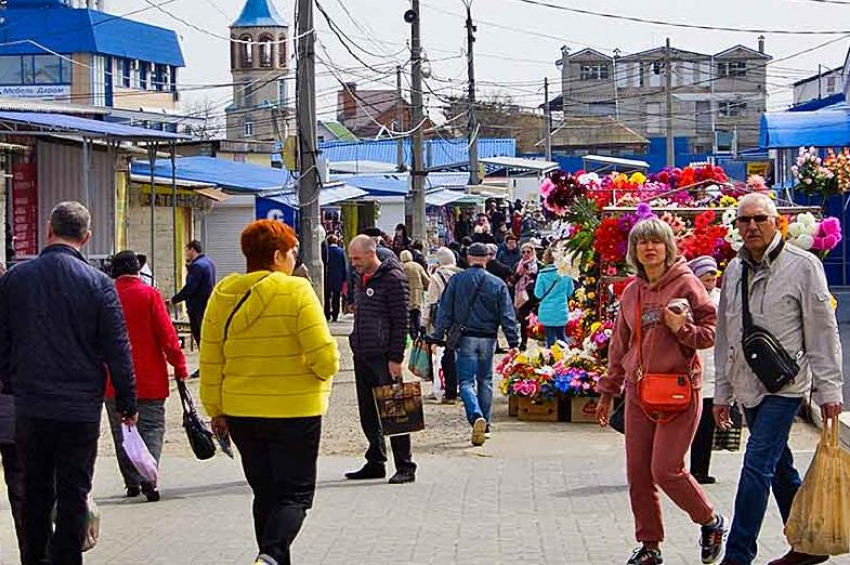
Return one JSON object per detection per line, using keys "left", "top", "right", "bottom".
{"left": 785, "top": 418, "right": 850, "bottom": 556}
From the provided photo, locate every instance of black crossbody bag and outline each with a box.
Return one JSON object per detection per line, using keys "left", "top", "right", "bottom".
{"left": 740, "top": 246, "right": 800, "bottom": 393}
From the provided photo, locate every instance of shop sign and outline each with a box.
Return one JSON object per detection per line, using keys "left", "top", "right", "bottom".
{"left": 12, "top": 163, "right": 38, "bottom": 255}
{"left": 0, "top": 85, "right": 71, "bottom": 99}
{"left": 141, "top": 192, "right": 209, "bottom": 209}
{"left": 746, "top": 162, "right": 769, "bottom": 178}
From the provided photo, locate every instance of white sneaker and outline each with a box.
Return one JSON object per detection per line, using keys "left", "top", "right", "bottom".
{"left": 471, "top": 417, "right": 487, "bottom": 446}
{"left": 253, "top": 554, "right": 278, "bottom": 565}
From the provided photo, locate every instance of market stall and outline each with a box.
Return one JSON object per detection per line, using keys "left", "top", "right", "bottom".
{"left": 499, "top": 160, "right": 842, "bottom": 423}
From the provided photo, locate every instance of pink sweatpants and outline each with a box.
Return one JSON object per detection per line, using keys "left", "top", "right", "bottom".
{"left": 624, "top": 385, "right": 715, "bottom": 543}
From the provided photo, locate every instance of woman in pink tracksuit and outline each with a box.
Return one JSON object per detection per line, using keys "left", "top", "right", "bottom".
{"left": 596, "top": 218, "right": 727, "bottom": 565}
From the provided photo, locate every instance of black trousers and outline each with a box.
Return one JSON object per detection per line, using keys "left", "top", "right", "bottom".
{"left": 408, "top": 310, "right": 421, "bottom": 341}
{"left": 16, "top": 417, "right": 100, "bottom": 565}
{"left": 324, "top": 288, "right": 342, "bottom": 321}
{"left": 1, "top": 442, "right": 25, "bottom": 556}
{"left": 228, "top": 416, "right": 322, "bottom": 565}
{"left": 441, "top": 348, "right": 458, "bottom": 400}
{"left": 690, "top": 397, "right": 715, "bottom": 477}
{"left": 353, "top": 356, "right": 416, "bottom": 473}
{"left": 188, "top": 312, "right": 202, "bottom": 346}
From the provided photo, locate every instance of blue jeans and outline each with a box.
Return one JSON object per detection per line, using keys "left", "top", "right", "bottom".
{"left": 456, "top": 336, "right": 497, "bottom": 425}
{"left": 725, "top": 396, "right": 803, "bottom": 564}
{"left": 544, "top": 326, "right": 566, "bottom": 347}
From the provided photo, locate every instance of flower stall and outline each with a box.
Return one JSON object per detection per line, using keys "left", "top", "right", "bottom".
{"left": 498, "top": 158, "right": 840, "bottom": 423}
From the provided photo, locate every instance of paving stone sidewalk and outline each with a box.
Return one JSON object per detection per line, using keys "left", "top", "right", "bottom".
{"left": 1, "top": 414, "right": 838, "bottom": 565}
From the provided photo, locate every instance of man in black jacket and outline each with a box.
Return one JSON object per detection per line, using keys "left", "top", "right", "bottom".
{"left": 170, "top": 239, "right": 216, "bottom": 347}
{"left": 0, "top": 201, "right": 137, "bottom": 564}
{"left": 346, "top": 235, "right": 416, "bottom": 485}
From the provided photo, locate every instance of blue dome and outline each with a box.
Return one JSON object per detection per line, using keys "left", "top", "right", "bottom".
{"left": 232, "top": 0, "right": 287, "bottom": 28}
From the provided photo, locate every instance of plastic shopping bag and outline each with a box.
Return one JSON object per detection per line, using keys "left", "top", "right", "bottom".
{"left": 785, "top": 418, "right": 850, "bottom": 556}
{"left": 432, "top": 346, "right": 446, "bottom": 402}
{"left": 122, "top": 424, "right": 158, "bottom": 486}
{"left": 82, "top": 494, "right": 100, "bottom": 552}
{"left": 408, "top": 338, "right": 432, "bottom": 381}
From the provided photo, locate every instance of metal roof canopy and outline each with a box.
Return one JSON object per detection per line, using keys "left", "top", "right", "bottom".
{"left": 0, "top": 111, "right": 189, "bottom": 141}
{"left": 260, "top": 183, "right": 367, "bottom": 208}
{"left": 132, "top": 156, "right": 294, "bottom": 195}
{"left": 329, "top": 160, "right": 399, "bottom": 174}
{"left": 582, "top": 155, "right": 651, "bottom": 171}
{"left": 480, "top": 156, "right": 559, "bottom": 174}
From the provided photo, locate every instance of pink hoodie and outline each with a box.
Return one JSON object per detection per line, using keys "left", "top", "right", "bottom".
{"left": 600, "top": 257, "right": 717, "bottom": 398}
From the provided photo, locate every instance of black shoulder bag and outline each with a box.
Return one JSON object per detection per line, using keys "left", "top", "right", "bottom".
{"left": 741, "top": 254, "right": 800, "bottom": 394}
{"left": 445, "top": 275, "right": 486, "bottom": 350}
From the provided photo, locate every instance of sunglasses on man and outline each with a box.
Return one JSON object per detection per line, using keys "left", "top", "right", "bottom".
{"left": 735, "top": 215, "right": 772, "bottom": 225}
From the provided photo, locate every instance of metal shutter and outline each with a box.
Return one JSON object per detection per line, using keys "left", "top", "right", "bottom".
{"left": 204, "top": 199, "right": 255, "bottom": 282}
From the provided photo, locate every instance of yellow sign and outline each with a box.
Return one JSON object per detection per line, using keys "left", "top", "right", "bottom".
{"left": 747, "top": 162, "right": 769, "bottom": 178}
{"left": 283, "top": 136, "right": 298, "bottom": 172}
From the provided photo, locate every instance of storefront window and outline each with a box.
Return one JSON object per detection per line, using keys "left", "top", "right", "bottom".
{"left": 33, "top": 55, "right": 63, "bottom": 84}
{"left": 0, "top": 56, "right": 22, "bottom": 84}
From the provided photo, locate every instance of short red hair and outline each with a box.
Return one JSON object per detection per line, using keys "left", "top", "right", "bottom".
{"left": 241, "top": 220, "right": 298, "bottom": 272}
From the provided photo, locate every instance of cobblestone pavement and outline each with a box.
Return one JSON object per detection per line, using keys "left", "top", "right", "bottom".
{"left": 0, "top": 318, "right": 844, "bottom": 564}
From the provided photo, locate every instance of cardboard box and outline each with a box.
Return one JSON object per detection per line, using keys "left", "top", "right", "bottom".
{"left": 518, "top": 396, "right": 559, "bottom": 422}
{"left": 570, "top": 396, "right": 600, "bottom": 423}
{"left": 508, "top": 395, "right": 519, "bottom": 417}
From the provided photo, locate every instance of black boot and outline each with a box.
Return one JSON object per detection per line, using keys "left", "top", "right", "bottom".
{"left": 345, "top": 463, "right": 386, "bottom": 480}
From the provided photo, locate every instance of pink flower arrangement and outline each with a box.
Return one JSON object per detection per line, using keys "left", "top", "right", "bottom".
{"left": 811, "top": 217, "right": 843, "bottom": 252}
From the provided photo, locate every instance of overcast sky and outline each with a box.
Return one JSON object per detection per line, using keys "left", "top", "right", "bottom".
{"left": 108, "top": 0, "right": 850, "bottom": 124}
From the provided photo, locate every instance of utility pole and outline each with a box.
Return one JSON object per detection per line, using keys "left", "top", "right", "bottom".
{"left": 665, "top": 38, "right": 675, "bottom": 168}
{"left": 408, "top": 0, "right": 426, "bottom": 241}
{"left": 296, "top": 0, "right": 323, "bottom": 299}
{"left": 543, "top": 77, "right": 552, "bottom": 161}
{"left": 396, "top": 65, "right": 405, "bottom": 172}
{"left": 465, "top": 1, "right": 479, "bottom": 187}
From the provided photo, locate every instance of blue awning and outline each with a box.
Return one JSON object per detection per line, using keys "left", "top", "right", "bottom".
{"left": 132, "top": 156, "right": 292, "bottom": 194}
{"left": 334, "top": 172, "right": 469, "bottom": 197}
{"left": 760, "top": 106, "right": 850, "bottom": 148}
{"left": 0, "top": 111, "right": 188, "bottom": 140}
{"left": 264, "top": 184, "right": 367, "bottom": 208}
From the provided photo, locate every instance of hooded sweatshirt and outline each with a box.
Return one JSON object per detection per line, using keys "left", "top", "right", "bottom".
{"left": 199, "top": 271, "right": 339, "bottom": 419}
{"left": 599, "top": 257, "right": 717, "bottom": 398}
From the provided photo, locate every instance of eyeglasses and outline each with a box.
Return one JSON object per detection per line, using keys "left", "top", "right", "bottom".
{"left": 735, "top": 215, "right": 772, "bottom": 225}
{"left": 522, "top": 249, "right": 534, "bottom": 254}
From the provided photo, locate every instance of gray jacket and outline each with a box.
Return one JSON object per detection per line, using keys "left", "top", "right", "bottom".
{"left": 714, "top": 234, "right": 844, "bottom": 408}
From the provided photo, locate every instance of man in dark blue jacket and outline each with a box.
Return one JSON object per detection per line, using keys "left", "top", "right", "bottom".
{"left": 431, "top": 243, "right": 518, "bottom": 447}
{"left": 170, "top": 239, "right": 216, "bottom": 348}
{"left": 0, "top": 201, "right": 137, "bottom": 564}
{"left": 323, "top": 234, "right": 348, "bottom": 322}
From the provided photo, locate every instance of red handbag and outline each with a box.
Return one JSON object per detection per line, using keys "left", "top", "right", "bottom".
{"left": 633, "top": 297, "right": 694, "bottom": 423}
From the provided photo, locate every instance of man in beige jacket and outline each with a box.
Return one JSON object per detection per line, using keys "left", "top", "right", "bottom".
{"left": 715, "top": 193, "right": 844, "bottom": 565}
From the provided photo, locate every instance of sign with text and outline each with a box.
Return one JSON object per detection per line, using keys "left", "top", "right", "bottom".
{"left": 12, "top": 163, "right": 38, "bottom": 256}
{"left": 0, "top": 85, "right": 70, "bottom": 99}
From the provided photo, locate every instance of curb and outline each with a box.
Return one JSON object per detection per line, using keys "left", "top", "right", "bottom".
{"left": 805, "top": 398, "right": 850, "bottom": 449}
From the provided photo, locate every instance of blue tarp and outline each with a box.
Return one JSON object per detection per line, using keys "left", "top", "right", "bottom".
{"left": 319, "top": 139, "right": 516, "bottom": 170}
{"left": 132, "top": 156, "right": 292, "bottom": 194}
{"left": 0, "top": 111, "right": 187, "bottom": 140}
{"left": 760, "top": 106, "right": 850, "bottom": 148}
{"left": 0, "top": 5, "right": 185, "bottom": 66}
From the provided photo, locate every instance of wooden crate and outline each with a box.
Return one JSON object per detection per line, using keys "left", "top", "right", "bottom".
{"left": 508, "top": 395, "right": 519, "bottom": 417}
{"left": 570, "top": 396, "right": 600, "bottom": 423}
{"left": 517, "top": 396, "right": 559, "bottom": 422}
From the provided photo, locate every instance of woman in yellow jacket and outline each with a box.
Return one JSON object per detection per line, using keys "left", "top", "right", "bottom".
{"left": 200, "top": 220, "right": 339, "bottom": 565}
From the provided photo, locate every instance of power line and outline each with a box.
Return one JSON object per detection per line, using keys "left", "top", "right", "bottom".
{"left": 506, "top": 0, "right": 850, "bottom": 35}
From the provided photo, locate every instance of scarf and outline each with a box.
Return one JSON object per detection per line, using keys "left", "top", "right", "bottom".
{"left": 513, "top": 257, "right": 539, "bottom": 309}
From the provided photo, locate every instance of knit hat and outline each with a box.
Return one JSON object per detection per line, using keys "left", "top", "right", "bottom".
{"left": 435, "top": 247, "right": 456, "bottom": 266}
{"left": 112, "top": 250, "right": 141, "bottom": 278}
{"left": 467, "top": 243, "right": 489, "bottom": 257}
{"left": 688, "top": 255, "right": 718, "bottom": 278}
{"left": 400, "top": 250, "right": 413, "bottom": 263}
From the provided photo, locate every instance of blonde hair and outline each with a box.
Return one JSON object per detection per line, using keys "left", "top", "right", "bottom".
{"left": 626, "top": 218, "right": 678, "bottom": 280}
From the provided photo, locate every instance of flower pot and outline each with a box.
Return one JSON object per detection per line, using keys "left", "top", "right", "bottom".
{"left": 508, "top": 395, "right": 519, "bottom": 417}
{"left": 517, "top": 396, "right": 559, "bottom": 422}
{"left": 570, "top": 396, "right": 600, "bottom": 423}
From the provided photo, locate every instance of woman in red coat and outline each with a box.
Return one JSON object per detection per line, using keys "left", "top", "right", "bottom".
{"left": 106, "top": 251, "right": 188, "bottom": 501}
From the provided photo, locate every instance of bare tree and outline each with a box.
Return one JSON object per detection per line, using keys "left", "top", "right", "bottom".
{"left": 182, "top": 98, "right": 222, "bottom": 140}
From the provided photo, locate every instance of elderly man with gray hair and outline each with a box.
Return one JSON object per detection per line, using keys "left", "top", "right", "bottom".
{"left": 0, "top": 201, "right": 137, "bottom": 564}
{"left": 715, "top": 192, "right": 844, "bottom": 565}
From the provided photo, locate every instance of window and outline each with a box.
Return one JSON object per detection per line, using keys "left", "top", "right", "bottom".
{"left": 652, "top": 61, "right": 664, "bottom": 75}
{"left": 139, "top": 62, "right": 149, "bottom": 90}
{"left": 646, "top": 102, "right": 662, "bottom": 134}
{"left": 278, "top": 78, "right": 287, "bottom": 104}
{"left": 259, "top": 35, "right": 274, "bottom": 68}
{"left": 718, "top": 61, "right": 747, "bottom": 77}
{"left": 91, "top": 55, "right": 106, "bottom": 106}
{"left": 243, "top": 117, "right": 254, "bottom": 138}
{"left": 827, "top": 75, "right": 837, "bottom": 93}
{"left": 0, "top": 57, "right": 22, "bottom": 84}
{"left": 580, "top": 64, "right": 609, "bottom": 80}
{"left": 32, "top": 55, "right": 62, "bottom": 83}
{"left": 719, "top": 101, "right": 747, "bottom": 117}
{"left": 239, "top": 35, "right": 253, "bottom": 68}
{"left": 121, "top": 59, "right": 131, "bottom": 87}
{"left": 695, "top": 100, "right": 712, "bottom": 133}
{"left": 279, "top": 35, "right": 287, "bottom": 67}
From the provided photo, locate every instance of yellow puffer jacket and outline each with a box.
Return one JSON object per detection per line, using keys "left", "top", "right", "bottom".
{"left": 200, "top": 271, "right": 339, "bottom": 419}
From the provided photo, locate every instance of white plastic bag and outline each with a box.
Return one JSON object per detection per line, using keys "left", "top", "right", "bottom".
{"left": 432, "top": 346, "right": 446, "bottom": 402}
{"left": 82, "top": 494, "right": 100, "bottom": 552}
{"left": 121, "top": 424, "right": 158, "bottom": 486}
